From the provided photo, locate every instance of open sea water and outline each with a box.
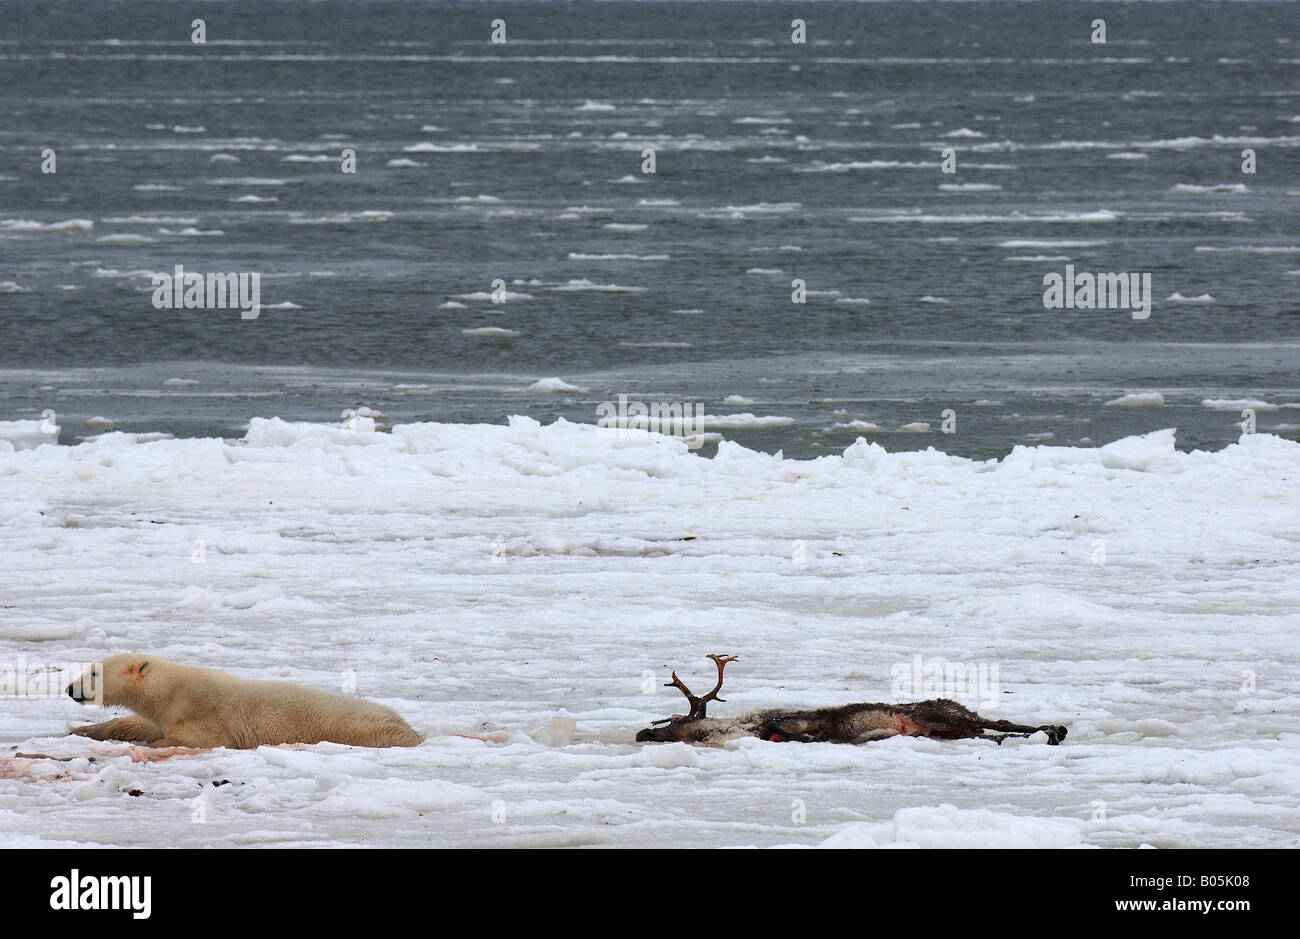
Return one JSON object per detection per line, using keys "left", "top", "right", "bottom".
{"left": 1, "top": 0, "right": 1298, "bottom": 459}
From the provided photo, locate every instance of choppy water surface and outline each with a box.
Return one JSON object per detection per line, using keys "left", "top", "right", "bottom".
{"left": 1, "top": 1, "right": 1298, "bottom": 457}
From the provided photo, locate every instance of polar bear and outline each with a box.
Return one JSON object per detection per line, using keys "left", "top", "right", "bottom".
{"left": 66, "top": 653, "right": 423, "bottom": 749}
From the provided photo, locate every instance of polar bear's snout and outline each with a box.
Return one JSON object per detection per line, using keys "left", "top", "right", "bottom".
{"left": 66, "top": 663, "right": 104, "bottom": 705}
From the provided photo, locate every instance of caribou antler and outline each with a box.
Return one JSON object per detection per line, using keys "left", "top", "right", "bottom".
{"left": 663, "top": 653, "right": 738, "bottom": 720}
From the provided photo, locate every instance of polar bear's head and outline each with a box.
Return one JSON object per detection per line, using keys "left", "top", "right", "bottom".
{"left": 66, "top": 653, "right": 153, "bottom": 707}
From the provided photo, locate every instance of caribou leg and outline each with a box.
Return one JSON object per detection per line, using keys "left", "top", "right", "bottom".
{"left": 976, "top": 718, "right": 1068, "bottom": 745}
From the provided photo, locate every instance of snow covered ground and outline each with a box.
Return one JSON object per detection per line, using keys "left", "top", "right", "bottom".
{"left": 2, "top": 416, "right": 1298, "bottom": 848}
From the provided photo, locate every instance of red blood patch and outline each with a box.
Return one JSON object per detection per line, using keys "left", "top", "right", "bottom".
{"left": 894, "top": 715, "right": 929, "bottom": 737}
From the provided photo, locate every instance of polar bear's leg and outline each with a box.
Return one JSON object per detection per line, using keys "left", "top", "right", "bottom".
{"left": 149, "top": 721, "right": 226, "bottom": 749}
{"left": 70, "top": 715, "right": 165, "bottom": 743}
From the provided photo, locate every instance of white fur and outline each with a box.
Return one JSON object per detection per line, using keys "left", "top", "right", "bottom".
{"left": 68, "top": 653, "right": 422, "bottom": 749}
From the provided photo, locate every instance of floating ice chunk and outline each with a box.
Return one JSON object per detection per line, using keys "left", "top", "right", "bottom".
{"left": 95, "top": 233, "right": 155, "bottom": 244}
{"left": 568, "top": 252, "right": 669, "bottom": 261}
{"left": 1104, "top": 392, "right": 1165, "bottom": 407}
{"left": 205, "top": 177, "right": 290, "bottom": 186}
{"left": 701, "top": 413, "right": 795, "bottom": 428}
{"left": 403, "top": 142, "right": 478, "bottom": 152}
{"left": 102, "top": 215, "right": 198, "bottom": 225}
{"left": 527, "top": 377, "right": 587, "bottom": 393}
{"left": 1194, "top": 245, "right": 1299, "bottom": 254}
{"left": 1202, "top": 398, "right": 1277, "bottom": 412}
{"left": 546, "top": 280, "right": 644, "bottom": 293}
{"left": 452, "top": 290, "right": 533, "bottom": 301}
{"left": 1171, "top": 183, "right": 1247, "bottom": 194}
{"left": 290, "top": 210, "right": 393, "bottom": 224}
{"left": 0, "top": 218, "right": 93, "bottom": 232}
